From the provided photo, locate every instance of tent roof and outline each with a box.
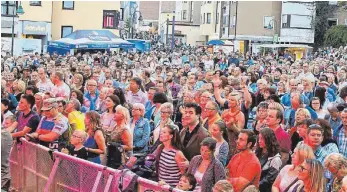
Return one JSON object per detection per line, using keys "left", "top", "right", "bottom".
{"left": 207, "top": 39, "right": 224, "bottom": 45}
{"left": 49, "top": 30, "right": 134, "bottom": 49}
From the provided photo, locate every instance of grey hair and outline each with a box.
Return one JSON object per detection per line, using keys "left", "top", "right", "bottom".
{"left": 132, "top": 103, "right": 145, "bottom": 116}
{"left": 69, "top": 98, "right": 81, "bottom": 111}
{"left": 160, "top": 102, "right": 174, "bottom": 114}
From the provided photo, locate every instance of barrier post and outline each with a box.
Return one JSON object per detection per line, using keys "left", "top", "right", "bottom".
{"left": 44, "top": 156, "right": 60, "bottom": 192}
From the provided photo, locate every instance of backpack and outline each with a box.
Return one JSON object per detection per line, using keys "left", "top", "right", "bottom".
{"left": 118, "top": 169, "right": 139, "bottom": 192}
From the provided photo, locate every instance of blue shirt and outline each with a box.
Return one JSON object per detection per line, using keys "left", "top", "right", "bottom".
{"left": 333, "top": 124, "right": 347, "bottom": 158}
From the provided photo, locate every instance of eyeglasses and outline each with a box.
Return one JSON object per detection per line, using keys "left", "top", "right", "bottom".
{"left": 160, "top": 111, "right": 171, "bottom": 114}
{"left": 88, "top": 84, "right": 97, "bottom": 87}
{"left": 132, "top": 108, "right": 141, "bottom": 111}
{"left": 204, "top": 108, "right": 216, "bottom": 111}
{"left": 72, "top": 135, "right": 82, "bottom": 139}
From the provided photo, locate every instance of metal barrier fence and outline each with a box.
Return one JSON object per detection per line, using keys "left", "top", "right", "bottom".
{"left": 9, "top": 138, "right": 183, "bottom": 192}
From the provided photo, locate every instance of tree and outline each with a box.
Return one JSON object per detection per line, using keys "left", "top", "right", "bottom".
{"left": 324, "top": 25, "right": 347, "bottom": 47}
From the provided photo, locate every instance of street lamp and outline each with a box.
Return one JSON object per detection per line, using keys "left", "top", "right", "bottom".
{"left": 131, "top": 10, "right": 143, "bottom": 39}
{"left": 11, "top": 2, "right": 25, "bottom": 56}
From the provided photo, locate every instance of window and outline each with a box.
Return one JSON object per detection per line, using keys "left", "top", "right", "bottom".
{"left": 328, "top": 18, "right": 338, "bottom": 27}
{"left": 29, "top": 1, "right": 41, "bottom": 6}
{"left": 329, "top": 1, "right": 337, "bottom": 5}
{"left": 183, "top": 1, "right": 187, "bottom": 3}
{"left": 222, "top": 7, "right": 226, "bottom": 14}
{"left": 207, "top": 1, "right": 212, "bottom": 3}
{"left": 264, "top": 16, "right": 274, "bottom": 29}
{"left": 222, "top": 28, "right": 226, "bottom": 35}
{"left": 203, "top": 13, "right": 205, "bottom": 24}
{"left": 1, "top": 1, "right": 17, "bottom": 16}
{"left": 103, "top": 10, "right": 120, "bottom": 29}
{"left": 61, "top": 26, "right": 73, "bottom": 38}
{"left": 62, "top": 1, "right": 74, "bottom": 10}
{"left": 216, "top": 13, "right": 219, "bottom": 24}
{"left": 183, "top": 10, "right": 187, "bottom": 20}
{"left": 282, "top": 14, "right": 290, "bottom": 28}
{"left": 345, "top": 19, "right": 347, "bottom": 26}
{"left": 223, "top": 15, "right": 228, "bottom": 25}
{"left": 207, "top": 13, "right": 211, "bottom": 24}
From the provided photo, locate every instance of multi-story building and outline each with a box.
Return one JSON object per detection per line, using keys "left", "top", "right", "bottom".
{"left": 200, "top": 1, "right": 221, "bottom": 42}
{"left": 1, "top": 1, "right": 53, "bottom": 55}
{"left": 1, "top": 1, "right": 122, "bottom": 55}
{"left": 51, "top": 1, "right": 121, "bottom": 40}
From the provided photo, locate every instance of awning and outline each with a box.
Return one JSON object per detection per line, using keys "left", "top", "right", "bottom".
{"left": 258, "top": 44, "right": 313, "bottom": 49}
{"left": 207, "top": 40, "right": 224, "bottom": 45}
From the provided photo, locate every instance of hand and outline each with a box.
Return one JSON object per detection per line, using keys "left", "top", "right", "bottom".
{"left": 30, "top": 132, "right": 39, "bottom": 139}
{"left": 177, "top": 161, "right": 189, "bottom": 169}
{"left": 61, "top": 148, "right": 69, "bottom": 155}
{"left": 158, "top": 180, "right": 168, "bottom": 186}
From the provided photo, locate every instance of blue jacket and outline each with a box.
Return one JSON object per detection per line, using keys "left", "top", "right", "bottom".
{"left": 284, "top": 106, "right": 318, "bottom": 128}
{"left": 131, "top": 117, "right": 151, "bottom": 153}
{"left": 281, "top": 93, "right": 310, "bottom": 107}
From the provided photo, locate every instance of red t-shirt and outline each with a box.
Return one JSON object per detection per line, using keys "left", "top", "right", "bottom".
{"left": 227, "top": 150, "right": 261, "bottom": 191}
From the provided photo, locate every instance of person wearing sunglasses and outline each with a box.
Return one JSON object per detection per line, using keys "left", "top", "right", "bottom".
{"left": 294, "top": 159, "right": 326, "bottom": 192}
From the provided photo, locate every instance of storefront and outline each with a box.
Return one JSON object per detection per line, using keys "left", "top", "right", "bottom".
{"left": 19, "top": 20, "right": 52, "bottom": 54}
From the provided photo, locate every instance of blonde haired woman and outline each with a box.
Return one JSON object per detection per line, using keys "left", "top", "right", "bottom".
{"left": 71, "top": 73, "right": 84, "bottom": 93}
{"left": 289, "top": 108, "right": 311, "bottom": 151}
{"left": 12, "top": 79, "right": 26, "bottom": 102}
{"left": 272, "top": 144, "right": 315, "bottom": 192}
{"left": 153, "top": 102, "right": 175, "bottom": 144}
{"left": 106, "top": 105, "right": 133, "bottom": 169}
{"left": 295, "top": 159, "right": 326, "bottom": 192}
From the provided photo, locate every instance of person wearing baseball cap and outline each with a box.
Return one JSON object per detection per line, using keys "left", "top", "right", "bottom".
{"left": 26, "top": 98, "right": 69, "bottom": 151}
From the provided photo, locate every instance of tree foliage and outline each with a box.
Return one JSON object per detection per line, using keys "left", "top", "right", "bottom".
{"left": 324, "top": 25, "right": 347, "bottom": 47}
{"left": 313, "top": 1, "right": 335, "bottom": 50}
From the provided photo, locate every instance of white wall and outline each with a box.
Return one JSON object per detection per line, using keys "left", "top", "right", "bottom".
{"left": 2, "top": 37, "right": 42, "bottom": 56}
{"left": 280, "top": 1, "right": 315, "bottom": 43}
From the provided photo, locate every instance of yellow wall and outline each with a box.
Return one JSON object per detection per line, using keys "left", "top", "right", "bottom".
{"left": 51, "top": 1, "right": 120, "bottom": 40}
{"left": 19, "top": 1, "right": 53, "bottom": 22}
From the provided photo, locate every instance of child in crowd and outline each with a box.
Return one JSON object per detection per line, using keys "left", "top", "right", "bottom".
{"left": 61, "top": 130, "right": 88, "bottom": 160}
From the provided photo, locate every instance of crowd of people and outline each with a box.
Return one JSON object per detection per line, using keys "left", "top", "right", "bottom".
{"left": 1, "top": 45, "right": 347, "bottom": 192}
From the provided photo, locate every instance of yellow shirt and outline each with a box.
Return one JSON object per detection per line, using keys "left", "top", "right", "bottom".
{"left": 68, "top": 111, "right": 85, "bottom": 131}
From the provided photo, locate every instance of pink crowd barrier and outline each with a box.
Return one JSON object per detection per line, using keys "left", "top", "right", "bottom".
{"left": 9, "top": 138, "right": 184, "bottom": 192}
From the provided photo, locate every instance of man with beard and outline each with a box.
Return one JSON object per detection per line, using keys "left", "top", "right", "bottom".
{"left": 166, "top": 71, "right": 181, "bottom": 100}
{"left": 226, "top": 130, "right": 261, "bottom": 192}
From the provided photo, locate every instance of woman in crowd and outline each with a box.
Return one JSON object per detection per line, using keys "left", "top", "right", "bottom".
{"left": 33, "top": 92, "right": 44, "bottom": 116}
{"left": 295, "top": 159, "right": 326, "bottom": 192}
{"left": 212, "top": 180, "right": 234, "bottom": 192}
{"left": 310, "top": 97, "right": 328, "bottom": 119}
{"left": 252, "top": 102, "right": 269, "bottom": 135}
{"left": 150, "top": 92, "right": 169, "bottom": 127}
{"left": 70, "top": 89, "right": 88, "bottom": 113}
{"left": 272, "top": 144, "right": 315, "bottom": 192}
{"left": 277, "top": 81, "right": 287, "bottom": 99}
{"left": 84, "top": 111, "right": 106, "bottom": 164}
{"left": 71, "top": 73, "right": 84, "bottom": 93}
{"left": 128, "top": 124, "right": 188, "bottom": 187}
{"left": 152, "top": 102, "right": 175, "bottom": 146}
{"left": 130, "top": 103, "right": 150, "bottom": 154}
{"left": 289, "top": 108, "right": 311, "bottom": 151}
{"left": 107, "top": 105, "right": 133, "bottom": 168}
{"left": 324, "top": 153, "right": 347, "bottom": 192}
{"left": 314, "top": 87, "right": 330, "bottom": 110}
{"left": 98, "top": 87, "right": 113, "bottom": 114}
{"left": 12, "top": 79, "right": 26, "bottom": 102}
{"left": 255, "top": 128, "right": 282, "bottom": 192}
{"left": 1, "top": 99, "right": 13, "bottom": 120}
{"left": 101, "top": 95, "right": 120, "bottom": 132}
{"left": 210, "top": 121, "right": 229, "bottom": 166}
{"left": 315, "top": 118, "right": 340, "bottom": 152}
{"left": 187, "top": 137, "right": 226, "bottom": 192}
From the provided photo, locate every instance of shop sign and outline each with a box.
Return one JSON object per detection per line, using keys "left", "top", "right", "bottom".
{"left": 23, "top": 21, "right": 47, "bottom": 35}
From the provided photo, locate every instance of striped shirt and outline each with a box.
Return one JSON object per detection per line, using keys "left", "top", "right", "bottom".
{"left": 158, "top": 149, "right": 181, "bottom": 187}
{"left": 334, "top": 125, "right": 347, "bottom": 158}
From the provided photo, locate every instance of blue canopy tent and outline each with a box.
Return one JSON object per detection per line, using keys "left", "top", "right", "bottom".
{"left": 207, "top": 40, "right": 225, "bottom": 46}
{"left": 126, "top": 39, "right": 151, "bottom": 52}
{"left": 47, "top": 30, "right": 135, "bottom": 55}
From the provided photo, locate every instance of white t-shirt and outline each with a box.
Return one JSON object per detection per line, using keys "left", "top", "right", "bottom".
{"left": 52, "top": 83, "right": 71, "bottom": 99}
{"left": 36, "top": 80, "right": 54, "bottom": 93}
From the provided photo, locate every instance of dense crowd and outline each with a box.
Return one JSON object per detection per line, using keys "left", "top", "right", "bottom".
{"left": 1, "top": 45, "right": 347, "bottom": 192}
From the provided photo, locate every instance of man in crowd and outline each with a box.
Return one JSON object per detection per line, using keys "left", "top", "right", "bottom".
{"left": 51, "top": 71, "right": 70, "bottom": 100}
{"left": 9, "top": 95, "right": 40, "bottom": 138}
{"left": 334, "top": 108, "right": 347, "bottom": 157}
{"left": 227, "top": 130, "right": 261, "bottom": 192}
{"left": 180, "top": 102, "right": 209, "bottom": 161}
{"left": 27, "top": 98, "right": 69, "bottom": 151}
{"left": 65, "top": 98, "right": 85, "bottom": 131}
